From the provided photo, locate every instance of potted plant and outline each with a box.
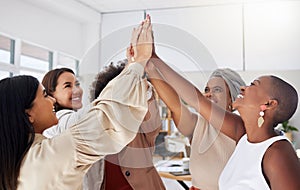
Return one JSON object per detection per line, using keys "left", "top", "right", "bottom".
{"left": 279, "top": 120, "right": 298, "bottom": 142}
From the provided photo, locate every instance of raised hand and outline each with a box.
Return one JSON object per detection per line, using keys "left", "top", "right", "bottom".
{"left": 130, "top": 14, "right": 153, "bottom": 67}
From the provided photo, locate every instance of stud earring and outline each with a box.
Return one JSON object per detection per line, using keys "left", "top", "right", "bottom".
{"left": 258, "top": 105, "right": 267, "bottom": 128}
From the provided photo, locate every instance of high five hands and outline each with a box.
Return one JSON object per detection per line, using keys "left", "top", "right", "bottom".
{"left": 128, "top": 14, "right": 153, "bottom": 67}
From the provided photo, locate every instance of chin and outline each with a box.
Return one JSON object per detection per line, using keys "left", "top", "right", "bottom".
{"left": 73, "top": 104, "right": 83, "bottom": 110}
{"left": 53, "top": 118, "right": 59, "bottom": 125}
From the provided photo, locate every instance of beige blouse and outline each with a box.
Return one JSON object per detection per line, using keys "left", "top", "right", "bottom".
{"left": 189, "top": 114, "right": 236, "bottom": 190}
{"left": 17, "top": 63, "right": 148, "bottom": 190}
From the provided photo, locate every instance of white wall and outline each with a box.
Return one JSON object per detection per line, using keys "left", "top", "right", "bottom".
{"left": 0, "top": 0, "right": 100, "bottom": 59}
{"left": 244, "top": 1, "right": 300, "bottom": 70}
{"left": 148, "top": 4, "right": 243, "bottom": 72}
{"left": 100, "top": 11, "right": 144, "bottom": 69}
{"left": 0, "top": 0, "right": 101, "bottom": 104}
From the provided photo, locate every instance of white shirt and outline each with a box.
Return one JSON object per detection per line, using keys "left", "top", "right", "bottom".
{"left": 219, "top": 134, "right": 288, "bottom": 190}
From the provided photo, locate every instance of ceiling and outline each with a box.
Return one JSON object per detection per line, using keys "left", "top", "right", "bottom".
{"left": 23, "top": 0, "right": 282, "bottom": 22}
{"left": 73, "top": 0, "right": 245, "bottom": 13}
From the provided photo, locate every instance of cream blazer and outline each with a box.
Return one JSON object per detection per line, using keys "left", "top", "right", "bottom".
{"left": 17, "top": 63, "right": 148, "bottom": 190}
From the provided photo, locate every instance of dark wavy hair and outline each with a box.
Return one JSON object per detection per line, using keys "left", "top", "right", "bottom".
{"left": 90, "top": 60, "right": 127, "bottom": 101}
{"left": 42, "top": 68, "right": 75, "bottom": 111}
{"left": 0, "top": 75, "right": 38, "bottom": 190}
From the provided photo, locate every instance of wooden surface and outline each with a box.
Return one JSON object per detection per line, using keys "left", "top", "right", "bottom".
{"left": 159, "top": 172, "right": 192, "bottom": 181}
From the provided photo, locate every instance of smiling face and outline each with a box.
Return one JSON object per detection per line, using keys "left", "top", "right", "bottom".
{"left": 233, "top": 76, "right": 272, "bottom": 114}
{"left": 26, "top": 84, "right": 58, "bottom": 133}
{"left": 52, "top": 72, "right": 83, "bottom": 111}
{"left": 203, "top": 77, "right": 232, "bottom": 111}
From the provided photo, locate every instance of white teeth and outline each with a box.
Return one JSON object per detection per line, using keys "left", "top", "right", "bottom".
{"left": 237, "top": 94, "right": 244, "bottom": 99}
{"left": 72, "top": 97, "right": 80, "bottom": 101}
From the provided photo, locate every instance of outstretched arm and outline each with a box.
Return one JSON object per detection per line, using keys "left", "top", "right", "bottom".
{"left": 71, "top": 16, "right": 154, "bottom": 162}
{"left": 147, "top": 54, "right": 244, "bottom": 141}
{"left": 146, "top": 61, "right": 198, "bottom": 138}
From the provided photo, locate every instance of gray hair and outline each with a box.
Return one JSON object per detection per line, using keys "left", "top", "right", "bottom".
{"left": 209, "top": 68, "right": 246, "bottom": 102}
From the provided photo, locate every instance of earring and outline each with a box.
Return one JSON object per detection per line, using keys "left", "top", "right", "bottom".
{"left": 228, "top": 104, "right": 232, "bottom": 111}
{"left": 258, "top": 105, "right": 267, "bottom": 128}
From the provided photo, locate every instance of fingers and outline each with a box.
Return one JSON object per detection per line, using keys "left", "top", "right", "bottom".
{"left": 138, "top": 16, "right": 153, "bottom": 43}
{"left": 132, "top": 15, "right": 152, "bottom": 43}
{"left": 142, "top": 14, "right": 151, "bottom": 32}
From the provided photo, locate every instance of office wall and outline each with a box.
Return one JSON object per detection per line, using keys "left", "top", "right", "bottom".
{"left": 100, "top": 1, "right": 300, "bottom": 148}
{"left": 0, "top": 0, "right": 100, "bottom": 58}
{"left": 0, "top": 0, "right": 101, "bottom": 104}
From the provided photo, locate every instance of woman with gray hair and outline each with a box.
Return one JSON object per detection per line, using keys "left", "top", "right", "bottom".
{"left": 145, "top": 54, "right": 245, "bottom": 190}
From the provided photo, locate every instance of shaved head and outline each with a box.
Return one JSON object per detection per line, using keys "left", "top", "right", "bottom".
{"left": 268, "top": 75, "right": 298, "bottom": 124}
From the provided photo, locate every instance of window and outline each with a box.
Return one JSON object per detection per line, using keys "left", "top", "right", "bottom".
{"left": 57, "top": 53, "right": 79, "bottom": 75}
{"left": 0, "top": 33, "right": 80, "bottom": 82}
{"left": 20, "top": 42, "right": 51, "bottom": 71}
{"left": 0, "top": 34, "right": 13, "bottom": 64}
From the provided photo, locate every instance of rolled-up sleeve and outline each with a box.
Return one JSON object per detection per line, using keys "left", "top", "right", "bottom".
{"left": 70, "top": 63, "right": 148, "bottom": 165}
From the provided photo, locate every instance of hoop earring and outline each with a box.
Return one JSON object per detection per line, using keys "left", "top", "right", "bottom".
{"left": 258, "top": 105, "right": 267, "bottom": 128}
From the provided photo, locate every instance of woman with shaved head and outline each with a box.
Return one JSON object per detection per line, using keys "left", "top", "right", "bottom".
{"left": 145, "top": 53, "right": 300, "bottom": 189}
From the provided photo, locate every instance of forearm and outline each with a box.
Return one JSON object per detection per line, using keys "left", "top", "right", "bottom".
{"left": 147, "top": 63, "right": 197, "bottom": 137}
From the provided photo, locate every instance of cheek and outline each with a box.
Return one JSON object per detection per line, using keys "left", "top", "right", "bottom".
{"left": 56, "top": 91, "right": 72, "bottom": 100}
{"left": 78, "top": 88, "right": 83, "bottom": 96}
{"left": 216, "top": 94, "right": 228, "bottom": 103}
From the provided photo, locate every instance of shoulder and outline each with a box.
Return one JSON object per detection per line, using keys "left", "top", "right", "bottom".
{"left": 264, "top": 138, "right": 296, "bottom": 166}
{"left": 263, "top": 138, "right": 300, "bottom": 189}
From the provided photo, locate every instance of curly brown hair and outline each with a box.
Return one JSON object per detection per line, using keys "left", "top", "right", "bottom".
{"left": 90, "top": 60, "right": 127, "bottom": 101}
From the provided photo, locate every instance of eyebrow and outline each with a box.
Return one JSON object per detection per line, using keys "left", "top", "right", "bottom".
{"left": 63, "top": 81, "right": 72, "bottom": 85}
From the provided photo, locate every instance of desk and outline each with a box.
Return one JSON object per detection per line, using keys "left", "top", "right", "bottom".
{"left": 155, "top": 158, "right": 191, "bottom": 189}
{"left": 159, "top": 172, "right": 191, "bottom": 190}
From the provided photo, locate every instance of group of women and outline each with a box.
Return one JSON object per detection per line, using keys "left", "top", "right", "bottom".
{"left": 1, "top": 15, "right": 300, "bottom": 190}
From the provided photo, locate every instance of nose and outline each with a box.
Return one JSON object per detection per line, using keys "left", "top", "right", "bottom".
{"left": 204, "top": 91, "right": 212, "bottom": 98}
{"left": 240, "top": 86, "right": 246, "bottom": 93}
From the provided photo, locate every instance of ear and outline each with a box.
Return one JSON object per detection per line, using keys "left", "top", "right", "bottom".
{"left": 25, "top": 109, "right": 34, "bottom": 124}
{"left": 266, "top": 99, "right": 278, "bottom": 110}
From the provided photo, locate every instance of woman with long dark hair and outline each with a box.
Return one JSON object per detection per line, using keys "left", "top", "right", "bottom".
{"left": 0, "top": 76, "right": 57, "bottom": 189}
{"left": 0, "top": 15, "right": 153, "bottom": 190}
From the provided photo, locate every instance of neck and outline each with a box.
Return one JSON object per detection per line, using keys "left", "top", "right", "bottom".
{"left": 243, "top": 118, "right": 277, "bottom": 143}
